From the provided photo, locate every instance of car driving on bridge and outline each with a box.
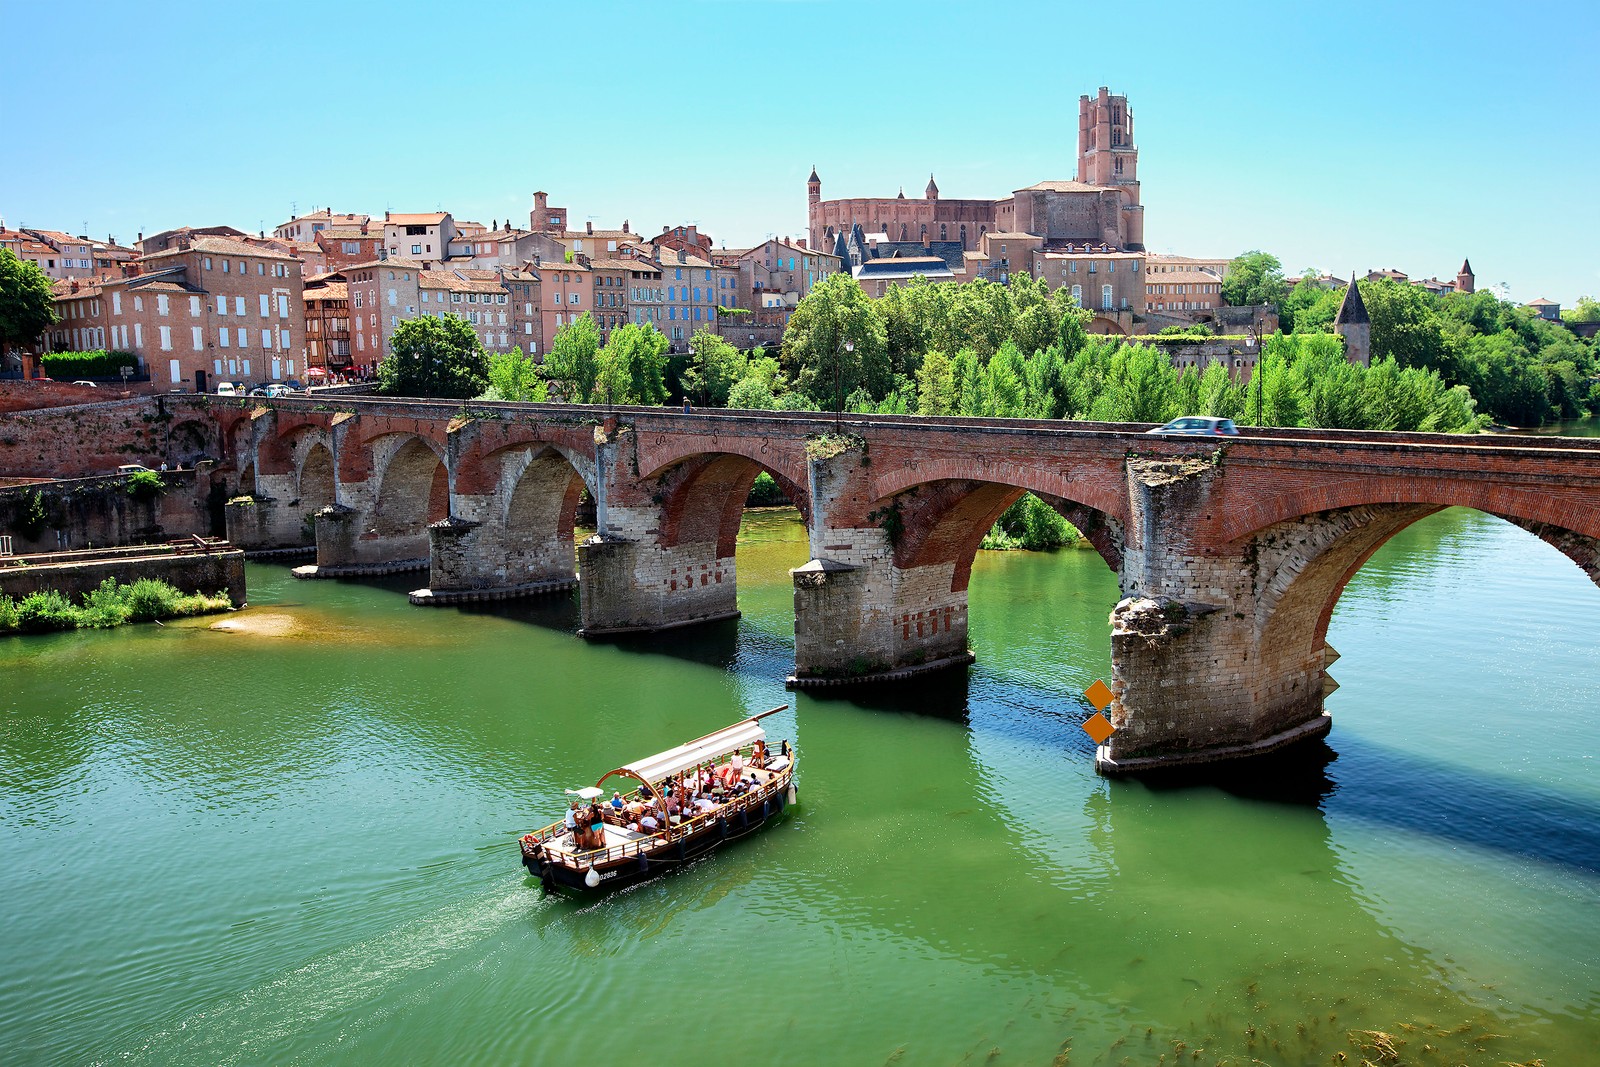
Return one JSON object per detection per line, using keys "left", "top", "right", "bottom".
{"left": 1146, "top": 416, "right": 1239, "bottom": 436}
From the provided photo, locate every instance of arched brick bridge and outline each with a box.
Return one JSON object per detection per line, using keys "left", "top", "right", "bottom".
{"left": 201, "top": 395, "right": 1600, "bottom": 775}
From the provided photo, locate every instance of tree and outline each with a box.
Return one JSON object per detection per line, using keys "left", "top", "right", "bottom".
{"left": 377, "top": 315, "right": 488, "bottom": 399}
{"left": 681, "top": 329, "right": 747, "bottom": 407}
{"left": 482, "top": 346, "right": 546, "bottom": 402}
{"left": 784, "top": 273, "right": 891, "bottom": 405}
{"left": 0, "top": 247, "right": 58, "bottom": 360}
{"left": 1561, "top": 296, "right": 1600, "bottom": 324}
{"left": 1360, "top": 279, "right": 1457, "bottom": 377}
{"left": 543, "top": 312, "right": 601, "bottom": 403}
{"left": 727, "top": 375, "right": 778, "bottom": 409}
{"left": 1197, "top": 359, "right": 1243, "bottom": 419}
{"left": 915, "top": 349, "right": 956, "bottom": 416}
{"left": 594, "top": 323, "right": 670, "bottom": 405}
{"left": 1282, "top": 280, "right": 1344, "bottom": 334}
{"left": 1221, "top": 251, "right": 1288, "bottom": 309}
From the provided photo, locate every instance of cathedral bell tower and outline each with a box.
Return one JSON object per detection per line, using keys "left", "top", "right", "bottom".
{"left": 1078, "top": 87, "right": 1143, "bottom": 250}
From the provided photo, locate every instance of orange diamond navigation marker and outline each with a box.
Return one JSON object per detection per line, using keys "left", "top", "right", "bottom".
{"left": 1085, "top": 679, "right": 1114, "bottom": 712}
{"left": 1081, "top": 711, "right": 1116, "bottom": 745}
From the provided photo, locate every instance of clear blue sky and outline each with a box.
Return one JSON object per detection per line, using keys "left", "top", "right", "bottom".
{"left": 3, "top": 0, "right": 1596, "bottom": 304}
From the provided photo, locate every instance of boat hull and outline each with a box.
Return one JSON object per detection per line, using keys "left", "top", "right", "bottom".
{"left": 524, "top": 785, "right": 793, "bottom": 897}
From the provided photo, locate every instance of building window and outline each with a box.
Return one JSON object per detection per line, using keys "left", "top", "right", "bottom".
{"left": 1101, "top": 285, "right": 1114, "bottom": 310}
{"left": 412, "top": 244, "right": 422, "bottom": 255}
{"left": 1071, "top": 285, "right": 1082, "bottom": 305}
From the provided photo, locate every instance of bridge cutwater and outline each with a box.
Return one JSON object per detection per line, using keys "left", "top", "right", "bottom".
{"left": 191, "top": 396, "right": 1600, "bottom": 776}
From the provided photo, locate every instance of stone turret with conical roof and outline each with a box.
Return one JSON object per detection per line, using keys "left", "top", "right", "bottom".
{"left": 1334, "top": 273, "right": 1371, "bottom": 366}
{"left": 1456, "top": 257, "right": 1474, "bottom": 294}
{"left": 807, "top": 165, "right": 821, "bottom": 205}
{"left": 925, "top": 174, "right": 939, "bottom": 200}
{"left": 832, "top": 229, "right": 851, "bottom": 272}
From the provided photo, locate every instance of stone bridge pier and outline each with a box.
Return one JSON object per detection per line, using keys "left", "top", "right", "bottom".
{"left": 577, "top": 424, "right": 746, "bottom": 635}
{"left": 1098, "top": 456, "right": 1343, "bottom": 774}
{"left": 790, "top": 444, "right": 973, "bottom": 682}
{"left": 412, "top": 418, "right": 594, "bottom": 604}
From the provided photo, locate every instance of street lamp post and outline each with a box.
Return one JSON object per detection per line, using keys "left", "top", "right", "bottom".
{"left": 835, "top": 339, "right": 853, "bottom": 434}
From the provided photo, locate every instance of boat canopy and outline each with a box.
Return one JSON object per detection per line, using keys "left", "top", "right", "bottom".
{"left": 618, "top": 719, "right": 767, "bottom": 785}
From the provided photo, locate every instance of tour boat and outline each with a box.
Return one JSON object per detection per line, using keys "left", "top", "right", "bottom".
{"left": 518, "top": 707, "right": 797, "bottom": 895}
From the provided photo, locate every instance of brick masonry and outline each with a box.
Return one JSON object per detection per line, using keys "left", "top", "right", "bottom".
{"left": 10, "top": 393, "right": 1600, "bottom": 772}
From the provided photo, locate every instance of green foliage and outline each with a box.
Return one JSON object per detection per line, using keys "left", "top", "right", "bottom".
{"left": 542, "top": 313, "right": 601, "bottom": 403}
{"left": 0, "top": 577, "right": 230, "bottom": 635}
{"left": 1281, "top": 282, "right": 1345, "bottom": 334}
{"left": 682, "top": 329, "right": 747, "bottom": 407}
{"left": 378, "top": 315, "right": 489, "bottom": 399}
{"left": 0, "top": 246, "right": 59, "bottom": 351}
{"left": 593, "top": 323, "right": 670, "bottom": 405}
{"left": 983, "top": 493, "right": 1082, "bottom": 551}
{"left": 40, "top": 350, "right": 139, "bottom": 379}
{"left": 785, "top": 273, "right": 892, "bottom": 406}
{"left": 481, "top": 346, "right": 547, "bottom": 402}
{"left": 745, "top": 471, "right": 789, "bottom": 507}
{"left": 125, "top": 469, "right": 165, "bottom": 500}
{"left": 915, "top": 349, "right": 956, "bottom": 416}
{"left": 726, "top": 376, "right": 777, "bottom": 410}
{"left": 1221, "top": 251, "right": 1288, "bottom": 309}
{"left": 1562, "top": 296, "right": 1600, "bottom": 324}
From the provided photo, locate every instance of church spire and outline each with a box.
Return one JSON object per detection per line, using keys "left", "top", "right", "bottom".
{"left": 1335, "top": 273, "right": 1369, "bottom": 325}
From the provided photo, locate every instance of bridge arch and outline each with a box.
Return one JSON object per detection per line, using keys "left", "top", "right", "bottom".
{"left": 1238, "top": 501, "right": 1600, "bottom": 737}
{"left": 864, "top": 465, "right": 1126, "bottom": 594}
{"left": 647, "top": 451, "right": 811, "bottom": 555}
{"left": 493, "top": 442, "right": 593, "bottom": 580}
{"left": 369, "top": 433, "right": 448, "bottom": 538}
{"left": 167, "top": 419, "right": 213, "bottom": 468}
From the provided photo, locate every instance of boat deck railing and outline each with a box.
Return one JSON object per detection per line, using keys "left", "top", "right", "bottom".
{"left": 522, "top": 755, "right": 792, "bottom": 871}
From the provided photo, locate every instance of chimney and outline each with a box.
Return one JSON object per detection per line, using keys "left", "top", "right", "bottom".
{"left": 586, "top": 220, "right": 593, "bottom": 235}
{"left": 622, "top": 219, "right": 630, "bottom": 233}
{"left": 385, "top": 211, "right": 390, "bottom": 221}
{"left": 663, "top": 225, "right": 670, "bottom": 234}
{"left": 70, "top": 279, "right": 79, "bottom": 293}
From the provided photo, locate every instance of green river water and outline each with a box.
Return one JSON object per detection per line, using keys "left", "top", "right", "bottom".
{"left": 3, "top": 436, "right": 1598, "bottom": 1065}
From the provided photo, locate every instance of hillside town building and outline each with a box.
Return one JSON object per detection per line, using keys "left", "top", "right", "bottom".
{"left": 49, "top": 235, "right": 305, "bottom": 390}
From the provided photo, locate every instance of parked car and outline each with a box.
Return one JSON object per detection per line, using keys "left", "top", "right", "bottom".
{"left": 248, "top": 383, "right": 292, "bottom": 398}
{"left": 1146, "top": 416, "right": 1239, "bottom": 436}
{"left": 71, "top": 380, "right": 99, "bottom": 388}
{"left": 214, "top": 382, "right": 239, "bottom": 397}
{"left": 116, "top": 464, "right": 152, "bottom": 475}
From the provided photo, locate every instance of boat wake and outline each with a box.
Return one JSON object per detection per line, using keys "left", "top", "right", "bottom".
{"left": 98, "top": 885, "right": 540, "bottom": 1066}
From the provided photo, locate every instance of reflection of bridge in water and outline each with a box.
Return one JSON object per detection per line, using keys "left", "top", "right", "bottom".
{"left": 202, "top": 395, "right": 1600, "bottom": 774}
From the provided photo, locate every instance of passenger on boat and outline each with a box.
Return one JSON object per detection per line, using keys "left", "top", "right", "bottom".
{"left": 751, "top": 739, "right": 768, "bottom": 767}
{"left": 565, "top": 802, "right": 579, "bottom": 837}
{"left": 693, "top": 793, "right": 717, "bottom": 813}
{"left": 610, "top": 791, "right": 624, "bottom": 810}
{"left": 639, "top": 812, "right": 660, "bottom": 833}
{"left": 587, "top": 804, "right": 605, "bottom": 849}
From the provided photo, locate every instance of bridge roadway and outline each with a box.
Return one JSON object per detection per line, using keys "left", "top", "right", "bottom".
{"left": 193, "top": 395, "right": 1600, "bottom": 775}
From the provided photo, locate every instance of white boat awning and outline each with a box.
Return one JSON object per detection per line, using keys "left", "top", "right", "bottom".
{"left": 621, "top": 719, "right": 767, "bottom": 784}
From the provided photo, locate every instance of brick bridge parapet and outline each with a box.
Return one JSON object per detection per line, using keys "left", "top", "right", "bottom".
{"left": 148, "top": 394, "right": 1600, "bottom": 774}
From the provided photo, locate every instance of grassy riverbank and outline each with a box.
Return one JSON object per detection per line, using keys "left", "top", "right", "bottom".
{"left": 0, "top": 577, "right": 231, "bottom": 635}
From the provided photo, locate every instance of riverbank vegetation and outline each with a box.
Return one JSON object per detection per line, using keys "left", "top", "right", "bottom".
{"left": 0, "top": 577, "right": 231, "bottom": 635}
